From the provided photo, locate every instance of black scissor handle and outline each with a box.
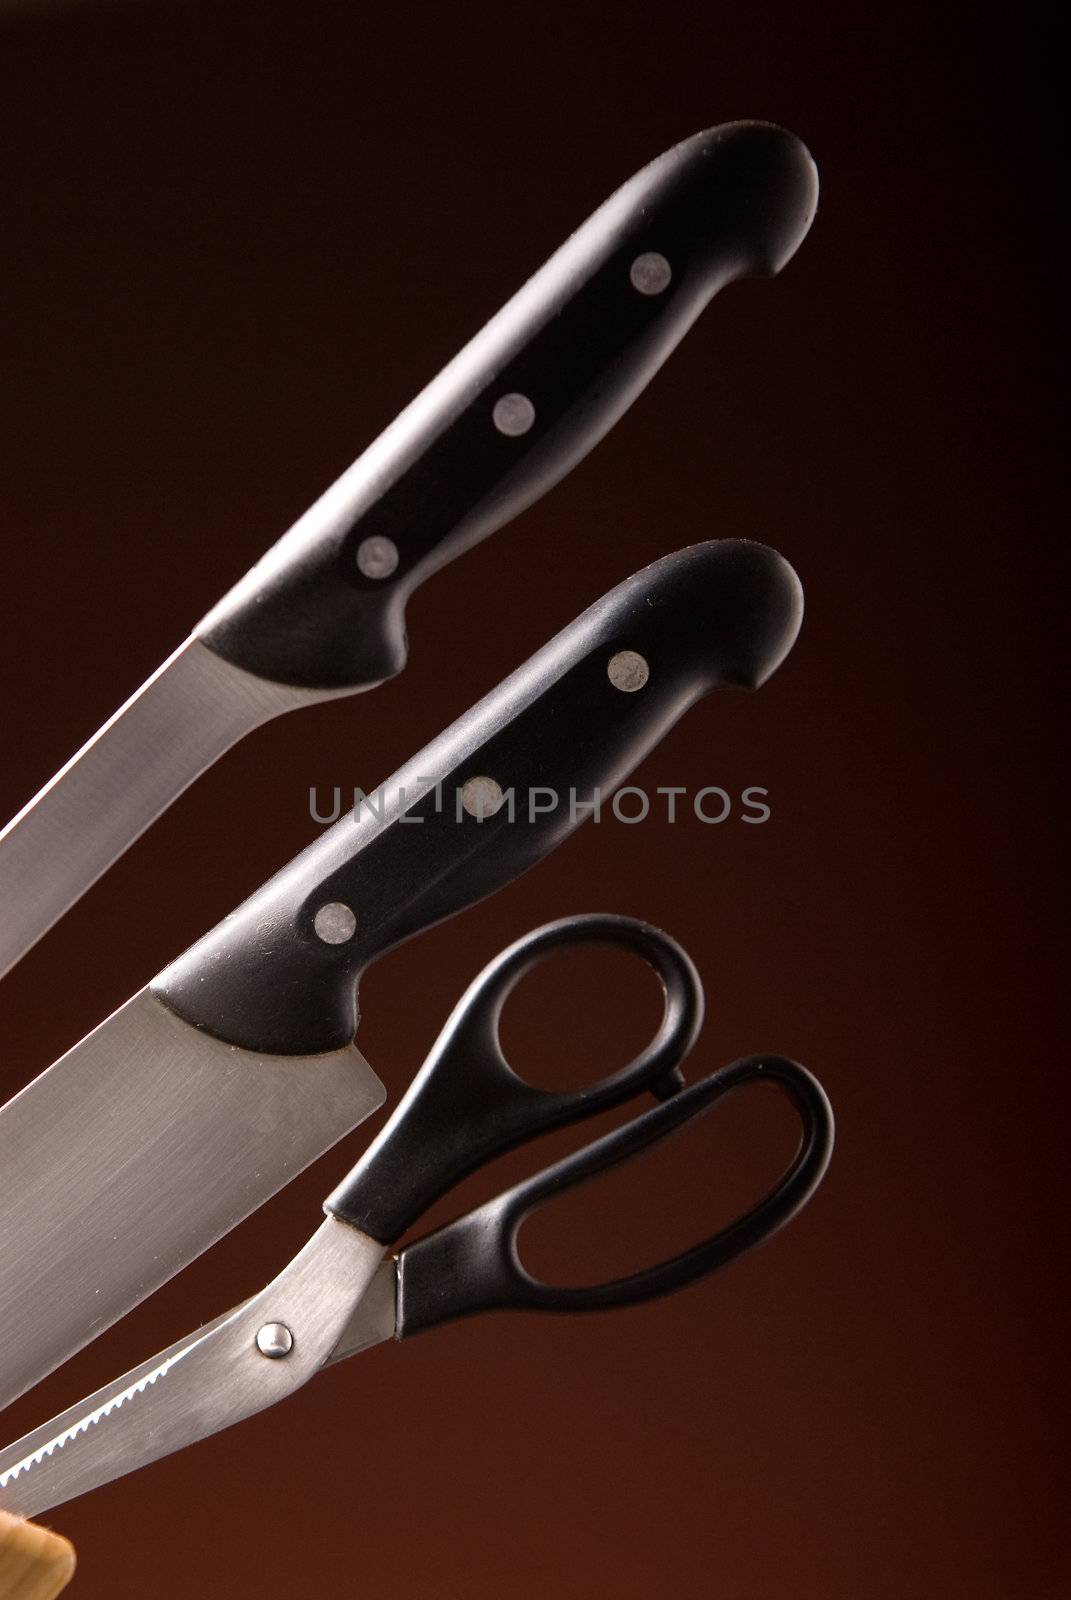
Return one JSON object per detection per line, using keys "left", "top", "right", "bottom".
{"left": 393, "top": 1055, "right": 833, "bottom": 1337}
{"left": 325, "top": 915, "right": 703, "bottom": 1244}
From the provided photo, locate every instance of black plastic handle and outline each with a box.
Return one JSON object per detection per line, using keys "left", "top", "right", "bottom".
{"left": 154, "top": 539, "right": 802, "bottom": 1054}
{"left": 393, "top": 1055, "right": 833, "bottom": 1337}
{"left": 325, "top": 915, "right": 703, "bottom": 1242}
{"left": 195, "top": 122, "right": 817, "bottom": 690}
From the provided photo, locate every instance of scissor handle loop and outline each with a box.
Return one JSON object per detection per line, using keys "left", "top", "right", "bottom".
{"left": 326, "top": 915, "right": 703, "bottom": 1243}
{"left": 395, "top": 1055, "right": 833, "bottom": 1335}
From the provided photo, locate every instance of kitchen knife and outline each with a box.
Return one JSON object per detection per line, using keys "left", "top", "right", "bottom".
{"left": 0, "top": 119, "right": 817, "bottom": 981}
{"left": 0, "top": 537, "right": 802, "bottom": 1410}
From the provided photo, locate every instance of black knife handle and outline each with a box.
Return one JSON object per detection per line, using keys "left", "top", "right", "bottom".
{"left": 195, "top": 123, "right": 817, "bottom": 690}
{"left": 155, "top": 539, "right": 802, "bottom": 1054}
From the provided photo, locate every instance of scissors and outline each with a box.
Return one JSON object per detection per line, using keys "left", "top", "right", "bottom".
{"left": 0, "top": 915, "right": 833, "bottom": 1519}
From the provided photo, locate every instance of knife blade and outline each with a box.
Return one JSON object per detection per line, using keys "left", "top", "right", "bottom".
{"left": 0, "top": 1220, "right": 381, "bottom": 1519}
{"left": 0, "top": 119, "right": 817, "bottom": 980}
{"left": 0, "top": 537, "right": 802, "bottom": 1409}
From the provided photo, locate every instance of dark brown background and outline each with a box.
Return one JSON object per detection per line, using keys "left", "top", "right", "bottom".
{"left": 0, "top": 2, "right": 1059, "bottom": 1596}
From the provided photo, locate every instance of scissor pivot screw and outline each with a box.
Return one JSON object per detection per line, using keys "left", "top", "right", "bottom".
{"left": 356, "top": 536, "right": 399, "bottom": 580}
{"left": 630, "top": 251, "right": 672, "bottom": 295}
{"left": 607, "top": 650, "right": 650, "bottom": 692}
{"left": 255, "top": 1322, "right": 294, "bottom": 1359}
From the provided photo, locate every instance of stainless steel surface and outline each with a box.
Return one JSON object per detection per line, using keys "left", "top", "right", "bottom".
{"left": 325, "top": 1255, "right": 398, "bottom": 1367}
{"left": 0, "top": 1218, "right": 384, "bottom": 1516}
{"left": 255, "top": 1323, "right": 295, "bottom": 1359}
{"left": 0, "top": 636, "right": 338, "bottom": 980}
{"left": 0, "top": 1310, "right": 245, "bottom": 1480}
{"left": 0, "top": 990, "right": 385, "bottom": 1410}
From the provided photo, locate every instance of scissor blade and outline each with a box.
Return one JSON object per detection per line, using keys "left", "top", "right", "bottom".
{"left": 325, "top": 1256, "right": 398, "bottom": 1366}
{"left": 0, "top": 1218, "right": 384, "bottom": 1517}
{"left": 0, "top": 991, "right": 385, "bottom": 1411}
{"left": 0, "top": 637, "right": 330, "bottom": 981}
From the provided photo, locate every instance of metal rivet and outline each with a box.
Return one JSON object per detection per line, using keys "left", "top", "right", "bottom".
{"left": 356, "top": 535, "right": 399, "bottom": 580}
{"left": 629, "top": 252, "right": 672, "bottom": 296}
{"left": 461, "top": 775, "right": 504, "bottom": 819}
{"left": 313, "top": 901, "right": 357, "bottom": 944}
{"left": 256, "top": 1322, "right": 294, "bottom": 1359}
{"left": 607, "top": 650, "right": 650, "bottom": 692}
{"left": 492, "top": 392, "right": 535, "bottom": 436}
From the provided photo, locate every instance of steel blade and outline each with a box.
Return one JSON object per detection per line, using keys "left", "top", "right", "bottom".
{"left": 0, "top": 637, "right": 336, "bottom": 980}
{"left": 0, "top": 1218, "right": 383, "bottom": 1516}
{"left": 0, "top": 991, "right": 384, "bottom": 1410}
{"left": 324, "top": 1255, "right": 398, "bottom": 1366}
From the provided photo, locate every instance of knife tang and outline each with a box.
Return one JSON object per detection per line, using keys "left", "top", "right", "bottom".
{"left": 155, "top": 538, "right": 802, "bottom": 1054}
{"left": 195, "top": 122, "right": 817, "bottom": 691}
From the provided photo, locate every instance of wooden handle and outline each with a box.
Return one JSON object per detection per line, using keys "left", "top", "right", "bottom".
{"left": 0, "top": 1513, "right": 75, "bottom": 1600}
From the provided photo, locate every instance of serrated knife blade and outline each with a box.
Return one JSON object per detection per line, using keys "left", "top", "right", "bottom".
{"left": 0, "top": 1219, "right": 386, "bottom": 1517}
